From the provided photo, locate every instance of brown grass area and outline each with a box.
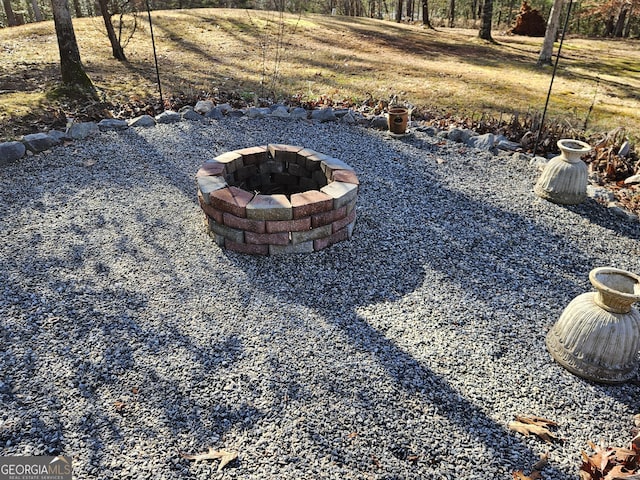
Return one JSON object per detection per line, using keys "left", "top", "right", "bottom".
{"left": 1, "top": 9, "right": 639, "bottom": 141}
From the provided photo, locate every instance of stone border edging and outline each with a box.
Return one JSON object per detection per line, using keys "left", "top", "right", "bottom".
{"left": 1, "top": 102, "right": 637, "bottom": 223}
{"left": 197, "top": 144, "right": 359, "bottom": 255}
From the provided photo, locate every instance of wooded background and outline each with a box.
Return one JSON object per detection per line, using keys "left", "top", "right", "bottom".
{"left": 2, "top": 0, "right": 639, "bottom": 38}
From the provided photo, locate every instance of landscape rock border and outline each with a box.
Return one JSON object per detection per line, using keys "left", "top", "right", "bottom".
{"left": 0, "top": 103, "right": 637, "bottom": 223}
{"left": 197, "top": 144, "right": 359, "bottom": 255}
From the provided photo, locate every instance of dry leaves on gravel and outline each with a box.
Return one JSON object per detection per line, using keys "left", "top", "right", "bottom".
{"left": 508, "top": 416, "right": 561, "bottom": 444}
{"left": 512, "top": 451, "right": 549, "bottom": 479}
{"left": 180, "top": 447, "right": 238, "bottom": 472}
{"left": 580, "top": 434, "right": 640, "bottom": 480}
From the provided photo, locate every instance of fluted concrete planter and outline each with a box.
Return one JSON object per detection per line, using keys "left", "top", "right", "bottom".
{"left": 546, "top": 267, "right": 640, "bottom": 383}
{"left": 534, "top": 139, "right": 591, "bottom": 205}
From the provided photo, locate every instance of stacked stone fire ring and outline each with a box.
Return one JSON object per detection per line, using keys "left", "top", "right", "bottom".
{"left": 196, "top": 144, "right": 359, "bottom": 255}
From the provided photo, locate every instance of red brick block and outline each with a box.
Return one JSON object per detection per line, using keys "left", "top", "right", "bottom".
{"left": 331, "top": 169, "right": 360, "bottom": 184}
{"left": 345, "top": 197, "right": 357, "bottom": 214}
{"left": 332, "top": 209, "right": 356, "bottom": 233}
{"left": 208, "top": 231, "right": 225, "bottom": 247}
{"left": 269, "top": 241, "right": 314, "bottom": 255}
{"left": 311, "top": 206, "right": 347, "bottom": 228}
{"left": 203, "top": 208, "right": 223, "bottom": 225}
{"left": 291, "top": 224, "right": 332, "bottom": 245}
{"left": 291, "top": 190, "right": 334, "bottom": 219}
{"left": 245, "top": 231, "right": 290, "bottom": 245}
{"left": 222, "top": 212, "right": 266, "bottom": 233}
{"left": 265, "top": 217, "right": 311, "bottom": 233}
{"left": 210, "top": 187, "right": 254, "bottom": 218}
{"left": 296, "top": 149, "right": 329, "bottom": 170}
{"left": 246, "top": 194, "right": 292, "bottom": 221}
{"left": 235, "top": 146, "right": 268, "bottom": 165}
{"left": 225, "top": 240, "right": 269, "bottom": 255}
{"left": 198, "top": 193, "right": 224, "bottom": 223}
{"left": 314, "top": 228, "right": 349, "bottom": 251}
{"left": 268, "top": 144, "right": 303, "bottom": 163}
{"left": 214, "top": 151, "right": 243, "bottom": 173}
{"left": 196, "top": 161, "right": 226, "bottom": 177}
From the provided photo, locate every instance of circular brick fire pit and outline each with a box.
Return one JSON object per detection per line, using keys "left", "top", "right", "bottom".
{"left": 196, "top": 144, "right": 359, "bottom": 255}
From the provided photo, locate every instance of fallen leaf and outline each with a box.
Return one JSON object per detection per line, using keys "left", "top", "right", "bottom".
{"left": 532, "top": 451, "right": 549, "bottom": 471}
{"left": 580, "top": 470, "right": 594, "bottom": 480}
{"left": 587, "top": 441, "right": 615, "bottom": 472}
{"left": 515, "top": 415, "right": 558, "bottom": 427}
{"left": 181, "top": 447, "right": 238, "bottom": 471}
{"left": 581, "top": 437, "right": 640, "bottom": 480}
{"left": 508, "top": 421, "right": 560, "bottom": 443}
{"left": 513, "top": 470, "right": 541, "bottom": 480}
{"left": 114, "top": 401, "right": 126, "bottom": 412}
{"left": 612, "top": 447, "right": 636, "bottom": 464}
{"left": 216, "top": 450, "right": 238, "bottom": 471}
{"left": 604, "top": 465, "right": 640, "bottom": 480}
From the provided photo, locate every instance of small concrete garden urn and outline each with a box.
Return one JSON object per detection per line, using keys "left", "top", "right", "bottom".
{"left": 387, "top": 107, "right": 409, "bottom": 135}
{"left": 534, "top": 139, "right": 591, "bottom": 205}
{"left": 546, "top": 267, "right": 640, "bottom": 383}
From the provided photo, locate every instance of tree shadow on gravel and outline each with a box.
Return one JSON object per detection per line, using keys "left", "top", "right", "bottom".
{"left": 2, "top": 122, "right": 638, "bottom": 478}
{"left": 0, "top": 238, "right": 262, "bottom": 478}
{"left": 562, "top": 201, "right": 640, "bottom": 240}
{"left": 215, "top": 131, "right": 639, "bottom": 476}
{"left": 138, "top": 121, "right": 638, "bottom": 477}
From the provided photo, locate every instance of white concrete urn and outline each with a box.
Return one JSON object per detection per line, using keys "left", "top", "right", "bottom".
{"left": 534, "top": 139, "right": 591, "bottom": 205}
{"left": 546, "top": 267, "right": 640, "bottom": 383}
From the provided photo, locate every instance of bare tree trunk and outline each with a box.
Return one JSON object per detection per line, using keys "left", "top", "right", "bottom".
{"left": 395, "top": 0, "right": 402, "bottom": 21}
{"left": 51, "top": 0, "right": 96, "bottom": 94}
{"left": 71, "top": 0, "right": 82, "bottom": 16}
{"left": 506, "top": 0, "right": 515, "bottom": 25}
{"left": 537, "top": 0, "right": 563, "bottom": 65}
{"left": 623, "top": 4, "right": 633, "bottom": 36}
{"left": 98, "top": 0, "right": 127, "bottom": 60}
{"left": 478, "top": 0, "right": 493, "bottom": 40}
{"left": 3, "top": 0, "right": 18, "bottom": 26}
{"left": 448, "top": 0, "right": 454, "bottom": 27}
{"left": 30, "top": 0, "right": 43, "bottom": 20}
{"left": 422, "top": 0, "right": 432, "bottom": 27}
{"left": 614, "top": 3, "right": 628, "bottom": 37}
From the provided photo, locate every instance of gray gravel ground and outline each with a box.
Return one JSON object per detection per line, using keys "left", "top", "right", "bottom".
{"left": 1, "top": 117, "right": 639, "bottom": 480}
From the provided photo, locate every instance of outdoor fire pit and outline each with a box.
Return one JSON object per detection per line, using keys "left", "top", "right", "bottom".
{"left": 196, "top": 144, "right": 359, "bottom": 255}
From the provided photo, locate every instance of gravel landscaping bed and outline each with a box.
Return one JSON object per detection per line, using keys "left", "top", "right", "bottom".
{"left": 1, "top": 118, "right": 639, "bottom": 479}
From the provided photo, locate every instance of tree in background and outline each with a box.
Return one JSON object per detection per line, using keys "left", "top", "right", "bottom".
{"left": 537, "top": 0, "right": 564, "bottom": 65}
{"left": 98, "top": 0, "right": 126, "bottom": 60}
{"left": 579, "top": 0, "right": 638, "bottom": 36}
{"left": 3, "top": 0, "right": 18, "bottom": 25}
{"left": 1, "top": 0, "right": 638, "bottom": 38}
{"left": 479, "top": 0, "right": 494, "bottom": 39}
{"left": 422, "top": 0, "right": 433, "bottom": 26}
{"left": 51, "top": 0, "right": 97, "bottom": 94}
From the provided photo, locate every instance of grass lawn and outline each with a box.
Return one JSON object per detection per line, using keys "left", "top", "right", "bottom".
{"left": 1, "top": 9, "right": 639, "bottom": 143}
